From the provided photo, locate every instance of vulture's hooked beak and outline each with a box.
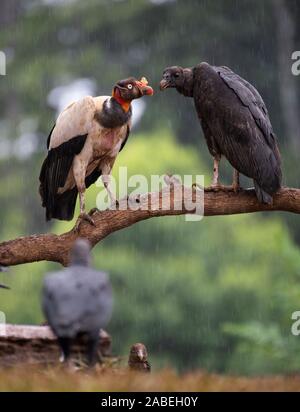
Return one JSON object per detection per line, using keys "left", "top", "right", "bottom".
{"left": 159, "top": 78, "right": 171, "bottom": 91}
{"left": 137, "top": 350, "right": 144, "bottom": 361}
{"left": 136, "top": 77, "right": 154, "bottom": 96}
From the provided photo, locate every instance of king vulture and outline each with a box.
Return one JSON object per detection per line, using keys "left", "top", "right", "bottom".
{"left": 39, "top": 77, "right": 153, "bottom": 224}
{"left": 160, "top": 62, "right": 282, "bottom": 204}
{"left": 128, "top": 343, "right": 151, "bottom": 373}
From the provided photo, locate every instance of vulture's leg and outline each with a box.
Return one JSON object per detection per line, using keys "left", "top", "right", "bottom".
{"left": 205, "top": 157, "right": 223, "bottom": 191}
{"left": 101, "top": 174, "right": 120, "bottom": 209}
{"left": 101, "top": 158, "right": 120, "bottom": 208}
{"left": 86, "top": 332, "right": 100, "bottom": 368}
{"left": 232, "top": 169, "right": 240, "bottom": 192}
{"left": 206, "top": 159, "right": 240, "bottom": 192}
{"left": 212, "top": 157, "right": 220, "bottom": 186}
{"left": 58, "top": 337, "right": 72, "bottom": 364}
{"left": 73, "top": 157, "right": 95, "bottom": 228}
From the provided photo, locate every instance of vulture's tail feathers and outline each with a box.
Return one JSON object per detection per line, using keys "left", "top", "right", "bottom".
{"left": 48, "top": 188, "right": 78, "bottom": 221}
{"left": 45, "top": 166, "right": 102, "bottom": 221}
{"left": 39, "top": 133, "right": 88, "bottom": 221}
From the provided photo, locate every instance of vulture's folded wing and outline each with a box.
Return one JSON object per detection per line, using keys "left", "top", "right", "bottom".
{"left": 39, "top": 132, "right": 88, "bottom": 220}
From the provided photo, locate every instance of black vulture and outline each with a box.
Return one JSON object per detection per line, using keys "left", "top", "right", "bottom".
{"left": 42, "top": 238, "right": 113, "bottom": 367}
{"left": 39, "top": 77, "right": 153, "bottom": 226}
{"left": 160, "top": 62, "right": 282, "bottom": 203}
{"left": 128, "top": 343, "right": 151, "bottom": 373}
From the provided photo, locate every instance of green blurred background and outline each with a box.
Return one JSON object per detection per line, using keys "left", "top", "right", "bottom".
{"left": 1, "top": 0, "right": 300, "bottom": 375}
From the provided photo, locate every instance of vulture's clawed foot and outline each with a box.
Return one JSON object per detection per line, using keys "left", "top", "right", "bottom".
{"left": 88, "top": 207, "right": 100, "bottom": 216}
{"left": 74, "top": 213, "right": 96, "bottom": 231}
{"left": 107, "top": 198, "right": 119, "bottom": 210}
{"left": 192, "top": 183, "right": 204, "bottom": 191}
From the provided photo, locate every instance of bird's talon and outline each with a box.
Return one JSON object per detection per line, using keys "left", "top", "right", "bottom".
{"left": 74, "top": 213, "right": 95, "bottom": 231}
{"left": 192, "top": 183, "right": 204, "bottom": 191}
{"left": 88, "top": 208, "right": 99, "bottom": 216}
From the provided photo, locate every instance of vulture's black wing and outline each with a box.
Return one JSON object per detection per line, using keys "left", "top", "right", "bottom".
{"left": 214, "top": 66, "right": 279, "bottom": 155}
{"left": 193, "top": 63, "right": 281, "bottom": 203}
{"left": 39, "top": 131, "right": 87, "bottom": 221}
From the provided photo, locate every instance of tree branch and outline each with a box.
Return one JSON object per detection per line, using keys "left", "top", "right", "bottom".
{"left": 0, "top": 185, "right": 299, "bottom": 267}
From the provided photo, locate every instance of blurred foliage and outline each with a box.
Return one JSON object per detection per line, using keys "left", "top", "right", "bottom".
{"left": 1, "top": 0, "right": 300, "bottom": 375}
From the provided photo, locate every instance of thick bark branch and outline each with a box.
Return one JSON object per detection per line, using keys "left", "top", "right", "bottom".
{"left": 0, "top": 325, "right": 111, "bottom": 367}
{"left": 0, "top": 186, "right": 299, "bottom": 267}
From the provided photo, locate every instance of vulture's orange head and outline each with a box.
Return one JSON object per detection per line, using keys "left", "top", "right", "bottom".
{"left": 113, "top": 77, "right": 153, "bottom": 111}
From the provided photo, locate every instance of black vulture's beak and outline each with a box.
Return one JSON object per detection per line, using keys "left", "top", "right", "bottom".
{"left": 159, "top": 76, "right": 171, "bottom": 91}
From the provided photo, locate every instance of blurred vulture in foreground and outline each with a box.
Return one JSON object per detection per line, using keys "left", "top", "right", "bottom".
{"left": 42, "top": 239, "right": 113, "bottom": 367}
{"left": 39, "top": 77, "right": 153, "bottom": 225}
{"left": 160, "top": 62, "right": 282, "bottom": 204}
{"left": 128, "top": 343, "right": 151, "bottom": 373}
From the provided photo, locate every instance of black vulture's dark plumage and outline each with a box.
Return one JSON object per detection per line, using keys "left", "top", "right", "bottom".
{"left": 160, "top": 62, "right": 282, "bottom": 203}
{"left": 42, "top": 239, "right": 113, "bottom": 367}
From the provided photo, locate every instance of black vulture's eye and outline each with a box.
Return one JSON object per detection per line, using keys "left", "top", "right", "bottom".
{"left": 174, "top": 73, "right": 180, "bottom": 78}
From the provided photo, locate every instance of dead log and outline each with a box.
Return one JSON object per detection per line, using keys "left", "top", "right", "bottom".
{"left": 0, "top": 324, "right": 111, "bottom": 367}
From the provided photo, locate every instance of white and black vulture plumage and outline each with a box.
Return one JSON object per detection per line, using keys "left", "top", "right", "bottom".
{"left": 42, "top": 238, "right": 113, "bottom": 367}
{"left": 160, "top": 62, "right": 282, "bottom": 204}
{"left": 39, "top": 77, "right": 153, "bottom": 224}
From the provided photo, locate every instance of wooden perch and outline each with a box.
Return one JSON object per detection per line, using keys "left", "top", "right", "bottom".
{"left": 0, "top": 324, "right": 111, "bottom": 367}
{"left": 0, "top": 185, "right": 299, "bottom": 267}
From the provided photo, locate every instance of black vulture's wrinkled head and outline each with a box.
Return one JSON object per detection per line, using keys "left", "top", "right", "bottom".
{"left": 160, "top": 66, "right": 185, "bottom": 90}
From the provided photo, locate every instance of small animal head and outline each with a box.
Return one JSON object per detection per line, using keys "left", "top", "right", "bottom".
{"left": 160, "top": 66, "right": 194, "bottom": 97}
{"left": 70, "top": 238, "right": 91, "bottom": 267}
{"left": 129, "top": 342, "right": 148, "bottom": 362}
{"left": 160, "top": 66, "right": 185, "bottom": 90}
{"left": 113, "top": 77, "right": 154, "bottom": 103}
